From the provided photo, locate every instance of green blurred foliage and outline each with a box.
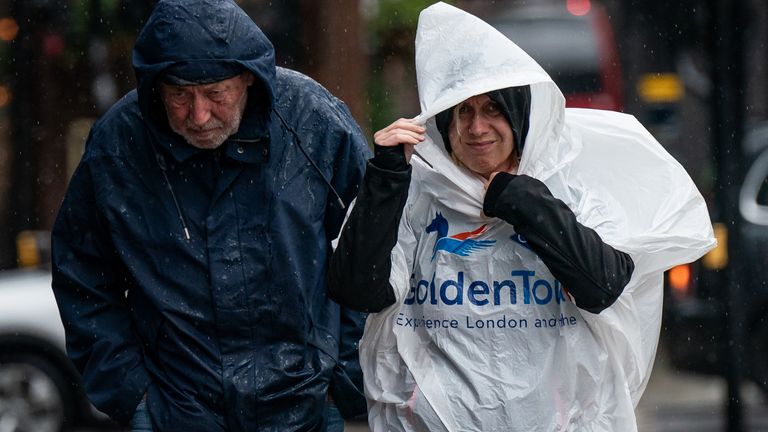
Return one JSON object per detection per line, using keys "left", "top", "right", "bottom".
{"left": 369, "top": 0, "right": 441, "bottom": 34}
{"left": 366, "top": 0, "right": 452, "bottom": 131}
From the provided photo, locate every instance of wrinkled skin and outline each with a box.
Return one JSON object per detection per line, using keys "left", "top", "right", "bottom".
{"left": 159, "top": 73, "right": 255, "bottom": 149}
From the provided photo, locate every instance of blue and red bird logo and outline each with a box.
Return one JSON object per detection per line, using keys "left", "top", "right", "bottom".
{"left": 426, "top": 212, "right": 496, "bottom": 260}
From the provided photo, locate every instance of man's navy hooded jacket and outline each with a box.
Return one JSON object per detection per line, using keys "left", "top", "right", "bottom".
{"left": 50, "top": 1, "right": 370, "bottom": 430}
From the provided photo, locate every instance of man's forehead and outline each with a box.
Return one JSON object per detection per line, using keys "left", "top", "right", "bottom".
{"left": 160, "top": 75, "right": 243, "bottom": 91}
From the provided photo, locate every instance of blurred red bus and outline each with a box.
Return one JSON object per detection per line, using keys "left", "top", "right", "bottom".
{"left": 486, "top": 0, "right": 623, "bottom": 111}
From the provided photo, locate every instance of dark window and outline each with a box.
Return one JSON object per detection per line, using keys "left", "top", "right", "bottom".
{"left": 489, "top": 16, "right": 602, "bottom": 94}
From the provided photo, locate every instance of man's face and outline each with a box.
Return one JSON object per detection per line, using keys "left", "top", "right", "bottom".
{"left": 159, "top": 73, "right": 254, "bottom": 149}
{"left": 448, "top": 94, "right": 516, "bottom": 179}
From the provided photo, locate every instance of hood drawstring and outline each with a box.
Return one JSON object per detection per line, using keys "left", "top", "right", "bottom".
{"left": 272, "top": 108, "right": 346, "bottom": 210}
{"left": 152, "top": 108, "right": 347, "bottom": 242}
{"left": 155, "top": 152, "right": 192, "bottom": 241}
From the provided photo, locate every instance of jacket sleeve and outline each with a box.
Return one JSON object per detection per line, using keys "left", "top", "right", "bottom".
{"left": 328, "top": 305, "right": 368, "bottom": 419}
{"left": 323, "top": 109, "right": 372, "bottom": 419}
{"left": 327, "top": 145, "right": 411, "bottom": 313}
{"left": 483, "top": 173, "right": 635, "bottom": 314}
{"left": 51, "top": 159, "right": 150, "bottom": 425}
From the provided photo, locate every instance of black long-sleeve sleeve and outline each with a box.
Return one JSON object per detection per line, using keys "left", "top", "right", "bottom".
{"left": 483, "top": 172, "right": 634, "bottom": 314}
{"left": 327, "top": 145, "right": 410, "bottom": 312}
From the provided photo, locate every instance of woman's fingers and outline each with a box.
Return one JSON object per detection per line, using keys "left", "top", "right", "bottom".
{"left": 374, "top": 118, "right": 426, "bottom": 147}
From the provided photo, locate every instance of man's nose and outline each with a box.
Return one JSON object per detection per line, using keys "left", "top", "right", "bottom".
{"left": 189, "top": 95, "right": 212, "bottom": 126}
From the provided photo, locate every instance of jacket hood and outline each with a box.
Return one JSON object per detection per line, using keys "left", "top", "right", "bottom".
{"left": 412, "top": 2, "right": 580, "bottom": 204}
{"left": 132, "top": 0, "right": 276, "bottom": 129}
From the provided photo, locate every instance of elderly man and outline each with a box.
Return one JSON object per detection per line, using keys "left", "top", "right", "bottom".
{"left": 50, "top": 0, "right": 369, "bottom": 431}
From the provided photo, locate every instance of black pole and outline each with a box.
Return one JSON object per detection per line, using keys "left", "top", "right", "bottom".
{"left": 710, "top": 0, "right": 746, "bottom": 430}
{"left": 4, "top": 0, "right": 41, "bottom": 269}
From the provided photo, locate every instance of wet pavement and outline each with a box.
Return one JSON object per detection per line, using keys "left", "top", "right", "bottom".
{"left": 76, "top": 346, "right": 768, "bottom": 432}
{"left": 636, "top": 348, "right": 768, "bottom": 432}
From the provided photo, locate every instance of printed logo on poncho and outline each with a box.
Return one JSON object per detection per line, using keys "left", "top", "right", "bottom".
{"left": 510, "top": 233, "right": 531, "bottom": 250}
{"left": 426, "top": 212, "right": 495, "bottom": 260}
{"left": 404, "top": 270, "right": 568, "bottom": 307}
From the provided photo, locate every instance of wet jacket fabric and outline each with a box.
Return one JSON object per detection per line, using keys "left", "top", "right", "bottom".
{"left": 50, "top": 1, "right": 370, "bottom": 430}
{"left": 328, "top": 3, "right": 715, "bottom": 431}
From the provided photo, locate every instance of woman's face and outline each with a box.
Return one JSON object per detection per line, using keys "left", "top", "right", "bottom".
{"left": 448, "top": 94, "right": 516, "bottom": 179}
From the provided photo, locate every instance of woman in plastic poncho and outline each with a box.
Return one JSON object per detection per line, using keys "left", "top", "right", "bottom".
{"left": 328, "top": 3, "right": 715, "bottom": 431}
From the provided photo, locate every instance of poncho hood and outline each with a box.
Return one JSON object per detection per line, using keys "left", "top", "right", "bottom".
{"left": 412, "top": 2, "right": 579, "bottom": 206}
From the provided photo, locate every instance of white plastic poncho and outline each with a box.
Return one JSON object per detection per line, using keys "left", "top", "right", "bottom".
{"left": 359, "top": 3, "right": 716, "bottom": 431}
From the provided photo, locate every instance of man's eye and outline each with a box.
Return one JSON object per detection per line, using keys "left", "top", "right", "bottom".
{"left": 207, "top": 89, "right": 228, "bottom": 101}
{"left": 168, "top": 92, "right": 189, "bottom": 104}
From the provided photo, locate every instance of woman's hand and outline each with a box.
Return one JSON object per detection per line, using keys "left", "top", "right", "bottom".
{"left": 373, "top": 118, "right": 426, "bottom": 164}
{"left": 481, "top": 172, "right": 501, "bottom": 217}
{"left": 484, "top": 172, "right": 500, "bottom": 190}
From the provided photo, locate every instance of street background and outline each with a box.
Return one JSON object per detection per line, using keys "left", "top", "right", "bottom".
{"left": 3, "top": 0, "right": 767, "bottom": 252}
{"left": 1, "top": 0, "right": 767, "bottom": 431}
